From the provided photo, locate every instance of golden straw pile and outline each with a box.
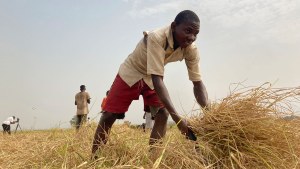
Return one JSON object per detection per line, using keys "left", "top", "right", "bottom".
{"left": 189, "top": 83, "right": 300, "bottom": 168}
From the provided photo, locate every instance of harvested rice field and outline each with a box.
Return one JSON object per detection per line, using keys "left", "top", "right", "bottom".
{"left": 1, "top": 84, "right": 300, "bottom": 169}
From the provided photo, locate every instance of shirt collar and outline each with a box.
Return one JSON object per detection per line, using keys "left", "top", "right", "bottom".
{"left": 165, "top": 25, "right": 174, "bottom": 49}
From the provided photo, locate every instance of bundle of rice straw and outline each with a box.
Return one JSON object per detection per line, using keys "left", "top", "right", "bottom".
{"left": 189, "top": 83, "right": 300, "bottom": 169}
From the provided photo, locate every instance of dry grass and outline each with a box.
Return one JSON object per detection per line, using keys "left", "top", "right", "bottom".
{"left": 1, "top": 84, "right": 299, "bottom": 169}
{"left": 190, "top": 83, "right": 300, "bottom": 169}
{"left": 0, "top": 124, "right": 205, "bottom": 169}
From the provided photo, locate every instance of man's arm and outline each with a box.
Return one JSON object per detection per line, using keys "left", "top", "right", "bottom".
{"left": 10, "top": 118, "right": 17, "bottom": 124}
{"left": 193, "top": 81, "right": 209, "bottom": 108}
{"left": 87, "top": 93, "right": 91, "bottom": 104}
{"left": 152, "top": 74, "right": 188, "bottom": 134}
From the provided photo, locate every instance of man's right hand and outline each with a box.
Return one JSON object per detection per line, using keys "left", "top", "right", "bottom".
{"left": 176, "top": 118, "right": 197, "bottom": 141}
{"left": 168, "top": 111, "right": 189, "bottom": 136}
{"left": 176, "top": 118, "right": 189, "bottom": 135}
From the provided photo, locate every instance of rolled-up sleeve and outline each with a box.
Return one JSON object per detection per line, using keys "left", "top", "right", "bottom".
{"left": 146, "top": 33, "right": 165, "bottom": 76}
{"left": 185, "top": 46, "right": 201, "bottom": 81}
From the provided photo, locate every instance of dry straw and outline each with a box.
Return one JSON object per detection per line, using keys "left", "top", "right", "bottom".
{"left": 189, "top": 83, "right": 300, "bottom": 169}
{"left": 1, "top": 83, "right": 299, "bottom": 169}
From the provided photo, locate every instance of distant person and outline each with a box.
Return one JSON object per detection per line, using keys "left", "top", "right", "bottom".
{"left": 92, "top": 10, "right": 209, "bottom": 156}
{"left": 143, "top": 105, "right": 154, "bottom": 131}
{"left": 100, "top": 90, "right": 110, "bottom": 113}
{"left": 2, "top": 116, "right": 18, "bottom": 134}
{"left": 75, "top": 85, "right": 91, "bottom": 131}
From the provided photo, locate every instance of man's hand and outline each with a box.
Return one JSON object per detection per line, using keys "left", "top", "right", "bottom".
{"left": 151, "top": 75, "right": 197, "bottom": 140}
{"left": 176, "top": 118, "right": 189, "bottom": 135}
{"left": 177, "top": 118, "right": 197, "bottom": 141}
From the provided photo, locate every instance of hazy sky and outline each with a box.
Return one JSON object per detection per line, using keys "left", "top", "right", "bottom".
{"left": 1, "top": 0, "right": 299, "bottom": 129}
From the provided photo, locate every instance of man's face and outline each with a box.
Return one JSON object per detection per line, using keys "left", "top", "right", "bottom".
{"left": 172, "top": 20, "right": 200, "bottom": 48}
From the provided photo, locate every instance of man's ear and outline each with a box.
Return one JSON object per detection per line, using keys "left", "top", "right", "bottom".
{"left": 171, "top": 22, "right": 176, "bottom": 32}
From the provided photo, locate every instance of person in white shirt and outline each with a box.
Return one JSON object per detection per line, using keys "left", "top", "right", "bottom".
{"left": 2, "top": 116, "right": 18, "bottom": 134}
{"left": 143, "top": 105, "right": 154, "bottom": 131}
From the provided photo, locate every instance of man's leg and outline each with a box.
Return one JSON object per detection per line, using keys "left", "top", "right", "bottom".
{"left": 91, "top": 74, "right": 138, "bottom": 156}
{"left": 76, "top": 115, "right": 82, "bottom": 131}
{"left": 7, "top": 125, "right": 11, "bottom": 135}
{"left": 140, "top": 79, "right": 168, "bottom": 144}
{"left": 92, "top": 112, "right": 117, "bottom": 154}
{"left": 80, "top": 114, "right": 87, "bottom": 127}
{"left": 149, "top": 108, "right": 169, "bottom": 145}
{"left": 2, "top": 124, "right": 5, "bottom": 134}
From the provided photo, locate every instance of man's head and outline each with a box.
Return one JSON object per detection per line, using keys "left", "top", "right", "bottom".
{"left": 171, "top": 10, "right": 200, "bottom": 48}
{"left": 80, "top": 85, "right": 86, "bottom": 91}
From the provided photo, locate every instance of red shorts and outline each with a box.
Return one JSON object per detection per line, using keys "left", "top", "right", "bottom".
{"left": 104, "top": 74, "right": 164, "bottom": 113}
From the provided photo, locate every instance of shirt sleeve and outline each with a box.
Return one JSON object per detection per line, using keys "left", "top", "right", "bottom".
{"left": 185, "top": 46, "right": 201, "bottom": 81}
{"left": 146, "top": 32, "right": 165, "bottom": 76}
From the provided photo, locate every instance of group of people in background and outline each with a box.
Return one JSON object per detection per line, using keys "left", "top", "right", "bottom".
{"left": 74, "top": 85, "right": 154, "bottom": 131}
{"left": 2, "top": 83, "right": 151, "bottom": 135}
{"left": 2, "top": 84, "right": 151, "bottom": 135}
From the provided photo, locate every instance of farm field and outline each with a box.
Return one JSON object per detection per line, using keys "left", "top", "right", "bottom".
{"left": 1, "top": 85, "right": 300, "bottom": 169}
{"left": 0, "top": 124, "right": 198, "bottom": 169}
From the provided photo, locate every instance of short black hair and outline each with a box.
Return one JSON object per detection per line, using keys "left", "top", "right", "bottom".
{"left": 174, "top": 10, "right": 200, "bottom": 25}
{"left": 106, "top": 90, "right": 110, "bottom": 96}
{"left": 80, "top": 85, "right": 86, "bottom": 90}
